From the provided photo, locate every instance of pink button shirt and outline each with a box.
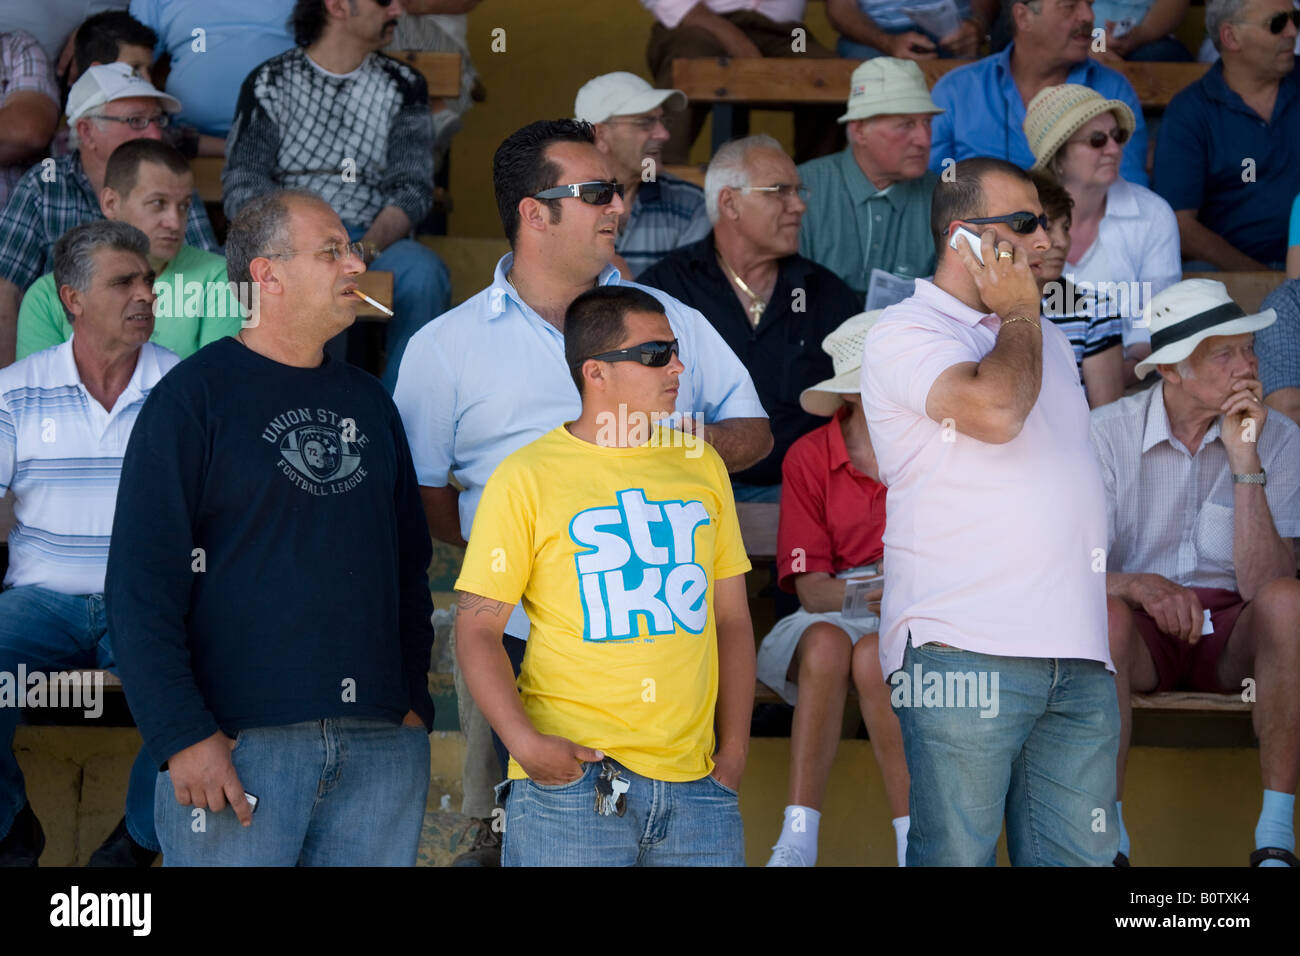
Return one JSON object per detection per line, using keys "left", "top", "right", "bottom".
{"left": 860, "top": 279, "right": 1113, "bottom": 675}
{"left": 640, "top": 0, "right": 808, "bottom": 30}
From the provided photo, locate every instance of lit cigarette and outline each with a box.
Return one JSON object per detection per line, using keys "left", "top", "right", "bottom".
{"left": 349, "top": 289, "right": 393, "bottom": 316}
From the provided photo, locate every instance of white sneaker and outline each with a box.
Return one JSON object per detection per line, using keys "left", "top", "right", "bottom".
{"left": 765, "top": 844, "right": 810, "bottom": 867}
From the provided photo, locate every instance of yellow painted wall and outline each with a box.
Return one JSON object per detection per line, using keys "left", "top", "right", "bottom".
{"left": 17, "top": 724, "right": 1282, "bottom": 866}
{"left": 446, "top": 0, "right": 837, "bottom": 238}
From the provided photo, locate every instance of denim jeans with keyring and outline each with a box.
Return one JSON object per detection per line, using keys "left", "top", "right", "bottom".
{"left": 497, "top": 758, "right": 744, "bottom": 866}
{"left": 0, "top": 586, "right": 159, "bottom": 851}
{"left": 154, "top": 716, "right": 429, "bottom": 865}
{"left": 894, "top": 638, "right": 1119, "bottom": 866}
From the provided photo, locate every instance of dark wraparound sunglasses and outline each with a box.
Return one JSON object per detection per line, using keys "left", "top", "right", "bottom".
{"left": 1266, "top": 10, "right": 1300, "bottom": 33}
{"left": 1070, "top": 127, "right": 1131, "bottom": 149}
{"left": 962, "top": 211, "right": 1051, "bottom": 235}
{"left": 533, "top": 181, "right": 626, "bottom": 205}
{"left": 578, "top": 339, "right": 680, "bottom": 368}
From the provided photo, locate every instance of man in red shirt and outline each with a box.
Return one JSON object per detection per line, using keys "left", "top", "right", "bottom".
{"left": 756, "top": 311, "right": 910, "bottom": 866}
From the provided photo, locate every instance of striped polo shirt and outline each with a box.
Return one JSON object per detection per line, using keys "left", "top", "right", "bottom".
{"left": 0, "top": 339, "right": 178, "bottom": 594}
{"left": 615, "top": 174, "right": 711, "bottom": 278}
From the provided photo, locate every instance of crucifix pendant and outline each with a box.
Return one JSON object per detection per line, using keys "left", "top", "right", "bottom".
{"left": 748, "top": 301, "right": 765, "bottom": 325}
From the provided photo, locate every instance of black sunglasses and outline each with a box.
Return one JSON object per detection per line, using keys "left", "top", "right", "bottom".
{"left": 533, "top": 181, "right": 626, "bottom": 206}
{"left": 580, "top": 339, "right": 680, "bottom": 368}
{"left": 1266, "top": 10, "right": 1300, "bottom": 33}
{"left": 1071, "top": 127, "right": 1131, "bottom": 149}
{"left": 962, "top": 211, "right": 1050, "bottom": 235}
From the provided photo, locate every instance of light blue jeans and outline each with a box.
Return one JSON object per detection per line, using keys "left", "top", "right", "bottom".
{"left": 155, "top": 717, "right": 429, "bottom": 866}
{"left": 894, "top": 639, "right": 1120, "bottom": 866}
{"left": 0, "top": 585, "right": 159, "bottom": 851}
{"left": 339, "top": 223, "right": 451, "bottom": 394}
{"left": 498, "top": 758, "right": 744, "bottom": 866}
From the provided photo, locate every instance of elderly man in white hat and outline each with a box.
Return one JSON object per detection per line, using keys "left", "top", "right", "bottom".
{"left": 0, "top": 62, "right": 217, "bottom": 366}
{"left": 1093, "top": 278, "right": 1300, "bottom": 868}
{"left": 755, "top": 311, "right": 911, "bottom": 867}
{"left": 797, "top": 58, "right": 943, "bottom": 300}
{"left": 574, "top": 71, "right": 710, "bottom": 278}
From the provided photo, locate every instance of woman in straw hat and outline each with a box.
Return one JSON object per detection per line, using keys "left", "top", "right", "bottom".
{"left": 1023, "top": 83, "right": 1181, "bottom": 386}
{"left": 756, "top": 311, "right": 909, "bottom": 867}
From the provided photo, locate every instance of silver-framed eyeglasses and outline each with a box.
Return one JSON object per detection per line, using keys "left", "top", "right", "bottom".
{"left": 90, "top": 112, "right": 171, "bottom": 130}
{"left": 740, "top": 183, "right": 810, "bottom": 201}
{"left": 268, "top": 240, "right": 366, "bottom": 262}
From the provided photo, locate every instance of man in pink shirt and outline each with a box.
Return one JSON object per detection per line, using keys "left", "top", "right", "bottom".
{"left": 860, "top": 157, "right": 1118, "bottom": 866}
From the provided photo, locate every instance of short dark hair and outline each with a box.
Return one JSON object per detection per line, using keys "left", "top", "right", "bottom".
{"left": 930, "top": 157, "right": 1036, "bottom": 260}
{"left": 105, "top": 139, "right": 191, "bottom": 197}
{"left": 564, "top": 286, "right": 666, "bottom": 395}
{"left": 225, "top": 188, "right": 327, "bottom": 304}
{"left": 74, "top": 11, "right": 157, "bottom": 73}
{"left": 290, "top": 0, "right": 329, "bottom": 48}
{"left": 1029, "top": 170, "right": 1073, "bottom": 228}
{"left": 492, "top": 119, "right": 595, "bottom": 246}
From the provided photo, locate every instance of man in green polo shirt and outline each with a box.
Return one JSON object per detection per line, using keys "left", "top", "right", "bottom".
{"left": 17, "top": 139, "right": 241, "bottom": 359}
{"left": 797, "top": 58, "right": 943, "bottom": 302}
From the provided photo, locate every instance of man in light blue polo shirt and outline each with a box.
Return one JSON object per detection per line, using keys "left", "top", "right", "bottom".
{"left": 0, "top": 220, "right": 177, "bottom": 868}
{"left": 393, "top": 118, "right": 770, "bottom": 863}
{"left": 928, "top": 0, "right": 1149, "bottom": 187}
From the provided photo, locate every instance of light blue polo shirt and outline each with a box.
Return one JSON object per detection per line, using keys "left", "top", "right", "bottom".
{"left": 393, "top": 253, "right": 768, "bottom": 639}
{"left": 928, "top": 43, "right": 1149, "bottom": 188}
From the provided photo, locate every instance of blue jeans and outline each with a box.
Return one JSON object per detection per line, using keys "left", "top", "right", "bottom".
{"left": 893, "top": 640, "right": 1119, "bottom": 866}
{"left": 498, "top": 759, "right": 744, "bottom": 866}
{"left": 1124, "top": 36, "right": 1192, "bottom": 62}
{"left": 341, "top": 224, "right": 450, "bottom": 393}
{"left": 0, "top": 585, "right": 158, "bottom": 851}
{"left": 837, "top": 33, "right": 963, "bottom": 60}
{"left": 155, "top": 717, "right": 429, "bottom": 865}
{"left": 731, "top": 481, "right": 782, "bottom": 503}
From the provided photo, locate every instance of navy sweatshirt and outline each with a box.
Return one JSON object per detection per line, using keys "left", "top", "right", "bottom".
{"left": 106, "top": 337, "right": 435, "bottom": 767}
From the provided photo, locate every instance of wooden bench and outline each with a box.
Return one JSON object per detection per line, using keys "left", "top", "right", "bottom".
{"left": 671, "top": 57, "right": 1210, "bottom": 153}
{"left": 192, "top": 51, "right": 462, "bottom": 206}
{"left": 1183, "top": 271, "right": 1286, "bottom": 314}
{"left": 354, "top": 270, "right": 395, "bottom": 320}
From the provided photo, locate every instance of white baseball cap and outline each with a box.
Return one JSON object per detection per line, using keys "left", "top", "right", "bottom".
{"left": 66, "top": 63, "right": 181, "bottom": 125}
{"left": 575, "top": 72, "right": 687, "bottom": 123}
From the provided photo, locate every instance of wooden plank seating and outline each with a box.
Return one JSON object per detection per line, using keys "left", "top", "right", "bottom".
{"left": 191, "top": 52, "right": 462, "bottom": 207}
{"left": 663, "top": 163, "right": 706, "bottom": 188}
{"left": 1183, "top": 271, "right": 1286, "bottom": 315}
{"left": 671, "top": 57, "right": 1210, "bottom": 153}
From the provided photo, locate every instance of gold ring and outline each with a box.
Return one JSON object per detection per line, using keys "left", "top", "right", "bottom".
{"left": 997, "top": 250, "right": 1013, "bottom": 260}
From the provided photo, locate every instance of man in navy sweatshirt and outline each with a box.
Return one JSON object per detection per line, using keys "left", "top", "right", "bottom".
{"left": 106, "top": 187, "right": 436, "bottom": 866}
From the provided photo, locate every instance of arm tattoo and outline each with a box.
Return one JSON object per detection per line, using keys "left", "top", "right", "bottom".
{"left": 456, "top": 591, "right": 507, "bottom": 618}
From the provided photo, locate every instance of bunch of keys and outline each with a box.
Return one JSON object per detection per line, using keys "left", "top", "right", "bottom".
{"left": 594, "top": 759, "right": 630, "bottom": 816}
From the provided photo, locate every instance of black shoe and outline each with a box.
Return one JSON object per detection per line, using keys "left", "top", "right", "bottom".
{"left": 1113, "top": 851, "right": 1130, "bottom": 867}
{"left": 449, "top": 817, "right": 502, "bottom": 867}
{"left": 87, "top": 817, "right": 158, "bottom": 868}
{"left": 0, "top": 802, "right": 44, "bottom": 867}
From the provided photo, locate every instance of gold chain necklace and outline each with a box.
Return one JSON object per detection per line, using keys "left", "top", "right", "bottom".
{"left": 716, "top": 252, "right": 766, "bottom": 326}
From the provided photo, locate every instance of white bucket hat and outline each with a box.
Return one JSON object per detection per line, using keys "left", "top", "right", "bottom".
{"left": 800, "top": 311, "right": 885, "bottom": 416}
{"left": 66, "top": 62, "right": 181, "bottom": 125}
{"left": 838, "top": 58, "right": 942, "bottom": 124}
{"left": 574, "top": 72, "right": 687, "bottom": 123}
{"left": 1135, "top": 279, "right": 1276, "bottom": 379}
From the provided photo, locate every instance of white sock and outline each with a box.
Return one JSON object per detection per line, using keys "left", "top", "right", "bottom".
{"left": 775, "top": 804, "right": 821, "bottom": 865}
{"left": 892, "top": 815, "right": 910, "bottom": 867}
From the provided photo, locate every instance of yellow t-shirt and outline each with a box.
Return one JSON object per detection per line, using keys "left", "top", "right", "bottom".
{"left": 454, "top": 424, "right": 751, "bottom": 783}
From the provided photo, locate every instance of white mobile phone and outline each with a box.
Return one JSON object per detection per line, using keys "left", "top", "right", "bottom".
{"left": 244, "top": 792, "right": 259, "bottom": 814}
{"left": 949, "top": 226, "right": 985, "bottom": 264}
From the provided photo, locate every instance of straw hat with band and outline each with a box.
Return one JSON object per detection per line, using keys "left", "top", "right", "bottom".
{"left": 1023, "top": 83, "right": 1136, "bottom": 174}
{"left": 1134, "top": 279, "right": 1276, "bottom": 380}
{"left": 800, "top": 311, "right": 885, "bottom": 416}
{"left": 837, "top": 58, "right": 943, "bottom": 124}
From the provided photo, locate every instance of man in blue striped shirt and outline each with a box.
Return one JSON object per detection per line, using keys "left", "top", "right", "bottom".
{"left": 0, "top": 220, "right": 176, "bottom": 867}
{"left": 575, "top": 73, "right": 711, "bottom": 278}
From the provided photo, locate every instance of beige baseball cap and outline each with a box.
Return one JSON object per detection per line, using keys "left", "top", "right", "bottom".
{"left": 838, "top": 58, "right": 942, "bottom": 124}
{"left": 66, "top": 62, "right": 181, "bottom": 125}
{"left": 575, "top": 72, "right": 687, "bottom": 123}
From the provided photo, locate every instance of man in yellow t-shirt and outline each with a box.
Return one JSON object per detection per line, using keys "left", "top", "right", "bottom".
{"left": 455, "top": 285, "right": 755, "bottom": 867}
